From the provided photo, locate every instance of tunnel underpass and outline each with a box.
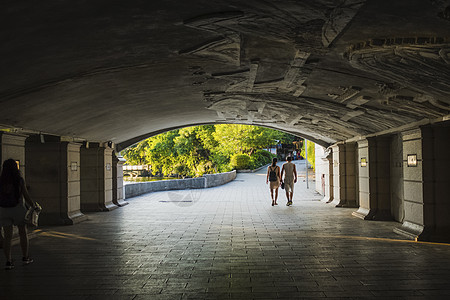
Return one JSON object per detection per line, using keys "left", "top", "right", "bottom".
{"left": 0, "top": 0, "right": 450, "bottom": 297}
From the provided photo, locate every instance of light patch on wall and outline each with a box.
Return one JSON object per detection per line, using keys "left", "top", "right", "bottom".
{"left": 360, "top": 157, "right": 367, "bottom": 167}
{"left": 407, "top": 154, "right": 418, "bottom": 167}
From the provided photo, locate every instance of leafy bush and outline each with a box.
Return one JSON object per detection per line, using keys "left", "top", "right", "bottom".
{"left": 174, "top": 163, "right": 189, "bottom": 177}
{"left": 253, "top": 149, "right": 275, "bottom": 165}
{"left": 230, "top": 154, "right": 252, "bottom": 170}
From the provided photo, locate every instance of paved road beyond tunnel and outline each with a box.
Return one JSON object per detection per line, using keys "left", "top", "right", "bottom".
{"left": 2, "top": 161, "right": 450, "bottom": 299}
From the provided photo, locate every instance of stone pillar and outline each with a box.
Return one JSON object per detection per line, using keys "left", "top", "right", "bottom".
{"left": 331, "top": 142, "right": 357, "bottom": 207}
{"left": 394, "top": 129, "right": 424, "bottom": 239}
{"left": 0, "top": 132, "right": 27, "bottom": 174}
{"left": 353, "top": 137, "right": 392, "bottom": 220}
{"left": 25, "top": 138, "right": 87, "bottom": 225}
{"left": 325, "top": 153, "right": 334, "bottom": 203}
{"left": 390, "top": 134, "right": 404, "bottom": 222}
{"left": 354, "top": 139, "right": 370, "bottom": 217}
{"left": 315, "top": 145, "right": 333, "bottom": 203}
{"left": 420, "top": 123, "right": 450, "bottom": 242}
{"left": 80, "top": 144, "right": 118, "bottom": 212}
{"left": 112, "top": 153, "right": 128, "bottom": 206}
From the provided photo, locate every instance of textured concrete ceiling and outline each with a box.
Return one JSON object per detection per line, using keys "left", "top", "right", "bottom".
{"left": 1, "top": 0, "right": 449, "bottom": 150}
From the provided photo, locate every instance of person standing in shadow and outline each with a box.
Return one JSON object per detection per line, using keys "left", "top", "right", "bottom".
{"left": 281, "top": 156, "right": 297, "bottom": 206}
{"left": 0, "top": 159, "right": 37, "bottom": 270}
{"left": 266, "top": 158, "right": 281, "bottom": 206}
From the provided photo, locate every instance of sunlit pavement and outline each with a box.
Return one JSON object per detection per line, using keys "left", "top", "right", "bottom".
{"left": 2, "top": 160, "right": 450, "bottom": 299}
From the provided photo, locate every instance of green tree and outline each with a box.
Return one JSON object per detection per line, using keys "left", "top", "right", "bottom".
{"left": 122, "top": 124, "right": 298, "bottom": 177}
{"left": 213, "top": 124, "right": 286, "bottom": 155}
{"left": 300, "top": 140, "right": 316, "bottom": 170}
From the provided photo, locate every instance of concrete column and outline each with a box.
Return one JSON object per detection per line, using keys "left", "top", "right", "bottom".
{"left": 390, "top": 134, "right": 404, "bottom": 222}
{"left": 353, "top": 137, "right": 392, "bottom": 220}
{"left": 0, "top": 132, "right": 27, "bottom": 174}
{"left": 315, "top": 144, "right": 333, "bottom": 203}
{"left": 315, "top": 145, "right": 325, "bottom": 195}
{"left": 112, "top": 153, "right": 128, "bottom": 206}
{"left": 354, "top": 139, "right": 370, "bottom": 217}
{"left": 420, "top": 123, "right": 450, "bottom": 242}
{"left": 331, "top": 142, "right": 357, "bottom": 207}
{"left": 25, "top": 138, "right": 87, "bottom": 225}
{"left": 394, "top": 129, "right": 424, "bottom": 239}
{"left": 80, "top": 144, "right": 118, "bottom": 212}
{"left": 325, "top": 153, "right": 334, "bottom": 203}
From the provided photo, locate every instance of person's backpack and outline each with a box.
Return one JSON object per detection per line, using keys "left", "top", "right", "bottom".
{"left": 0, "top": 185, "right": 20, "bottom": 208}
{"left": 269, "top": 167, "right": 277, "bottom": 182}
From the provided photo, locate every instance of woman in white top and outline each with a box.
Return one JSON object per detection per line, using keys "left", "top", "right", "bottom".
{"left": 266, "top": 158, "right": 281, "bottom": 206}
{"left": 0, "top": 159, "right": 37, "bottom": 270}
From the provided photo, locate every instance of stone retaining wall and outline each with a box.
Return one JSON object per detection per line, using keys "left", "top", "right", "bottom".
{"left": 124, "top": 170, "right": 236, "bottom": 199}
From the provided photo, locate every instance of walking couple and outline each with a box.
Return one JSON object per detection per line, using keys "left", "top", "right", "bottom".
{"left": 266, "top": 156, "right": 297, "bottom": 206}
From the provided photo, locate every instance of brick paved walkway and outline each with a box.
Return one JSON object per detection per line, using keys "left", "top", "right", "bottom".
{"left": 2, "top": 160, "right": 450, "bottom": 299}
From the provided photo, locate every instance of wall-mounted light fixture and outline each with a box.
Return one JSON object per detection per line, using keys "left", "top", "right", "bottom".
{"left": 407, "top": 154, "right": 418, "bottom": 167}
{"left": 106, "top": 163, "right": 111, "bottom": 171}
{"left": 360, "top": 157, "right": 367, "bottom": 167}
{"left": 15, "top": 160, "right": 20, "bottom": 170}
{"left": 70, "top": 162, "right": 78, "bottom": 171}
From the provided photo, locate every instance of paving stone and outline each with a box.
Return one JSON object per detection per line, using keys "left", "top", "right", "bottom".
{"left": 1, "top": 161, "right": 450, "bottom": 298}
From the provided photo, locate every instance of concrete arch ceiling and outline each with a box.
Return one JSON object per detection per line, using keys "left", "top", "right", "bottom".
{"left": 1, "top": 0, "right": 449, "bottom": 151}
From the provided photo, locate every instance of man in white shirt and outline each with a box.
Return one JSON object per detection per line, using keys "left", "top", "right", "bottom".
{"left": 281, "top": 156, "right": 297, "bottom": 206}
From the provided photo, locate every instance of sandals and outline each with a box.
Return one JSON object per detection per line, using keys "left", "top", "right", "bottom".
{"left": 5, "top": 261, "right": 14, "bottom": 270}
{"left": 22, "top": 257, "right": 34, "bottom": 265}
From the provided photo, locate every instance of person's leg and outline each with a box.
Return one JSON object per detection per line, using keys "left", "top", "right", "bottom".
{"left": 290, "top": 185, "right": 295, "bottom": 203}
{"left": 285, "top": 184, "right": 293, "bottom": 205}
{"left": 274, "top": 188, "right": 278, "bottom": 204}
{"left": 2, "top": 225, "right": 13, "bottom": 262}
{"left": 17, "top": 224, "right": 29, "bottom": 259}
{"left": 270, "top": 188, "right": 274, "bottom": 205}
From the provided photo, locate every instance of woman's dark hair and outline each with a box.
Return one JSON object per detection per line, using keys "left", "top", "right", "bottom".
{"left": 271, "top": 157, "right": 278, "bottom": 167}
{"left": 0, "top": 159, "right": 22, "bottom": 199}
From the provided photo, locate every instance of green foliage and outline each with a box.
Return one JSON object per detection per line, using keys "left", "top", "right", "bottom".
{"left": 300, "top": 140, "right": 316, "bottom": 170}
{"left": 230, "top": 154, "right": 252, "bottom": 170}
{"left": 122, "top": 124, "right": 297, "bottom": 177}
{"left": 251, "top": 149, "right": 276, "bottom": 167}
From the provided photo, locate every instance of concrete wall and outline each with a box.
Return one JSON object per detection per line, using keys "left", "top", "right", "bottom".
{"left": 390, "top": 134, "right": 404, "bottom": 222}
{"left": 203, "top": 170, "right": 237, "bottom": 188}
{"left": 125, "top": 170, "right": 236, "bottom": 199}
